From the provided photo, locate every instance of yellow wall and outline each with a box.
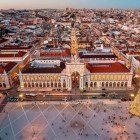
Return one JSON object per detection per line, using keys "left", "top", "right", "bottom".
{"left": 90, "top": 74, "right": 129, "bottom": 81}
{"left": 23, "top": 75, "right": 61, "bottom": 82}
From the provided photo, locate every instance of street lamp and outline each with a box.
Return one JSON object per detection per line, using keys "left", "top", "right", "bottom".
{"left": 19, "top": 94, "right": 24, "bottom": 101}
{"left": 19, "top": 94, "right": 23, "bottom": 98}
{"left": 130, "top": 94, "right": 135, "bottom": 97}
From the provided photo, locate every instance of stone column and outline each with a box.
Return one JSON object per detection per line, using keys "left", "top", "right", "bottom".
{"left": 97, "top": 81, "right": 100, "bottom": 88}
{"left": 127, "top": 75, "right": 132, "bottom": 87}
{"left": 19, "top": 71, "right": 24, "bottom": 88}
{"left": 67, "top": 76, "right": 71, "bottom": 91}
{"left": 4, "top": 75, "right": 10, "bottom": 89}
{"left": 1, "top": 83, "right": 3, "bottom": 88}
{"left": 69, "top": 77, "right": 72, "bottom": 90}
{"left": 30, "top": 82, "right": 32, "bottom": 88}
{"left": 61, "top": 79, "right": 63, "bottom": 88}
{"left": 66, "top": 78, "right": 68, "bottom": 89}
{"left": 79, "top": 76, "right": 84, "bottom": 91}
{"left": 49, "top": 82, "right": 51, "bottom": 87}
{"left": 53, "top": 82, "right": 55, "bottom": 88}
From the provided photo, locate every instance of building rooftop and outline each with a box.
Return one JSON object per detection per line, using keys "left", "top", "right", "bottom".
{"left": 0, "top": 62, "right": 17, "bottom": 74}
{"left": 79, "top": 52, "right": 117, "bottom": 59}
{"left": 0, "top": 51, "right": 26, "bottom": 58}
{"left": 86, "top": 62, "right": 130, "bottom": 73}
{"left": 134, "top": 56, "right": 140, "bottom": 62}
{"left": 22, "top": 61, "right": 66, "bottom": 74}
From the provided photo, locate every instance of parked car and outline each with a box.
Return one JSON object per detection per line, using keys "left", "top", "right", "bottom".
{"left": 7, "top": 97, "right": 19, "bottom": 102}
{"left": 92, "top": 96, "right": 97, "bottom": 99}
{"left": 121, "top": 98, "right": 127, "bottom": 101}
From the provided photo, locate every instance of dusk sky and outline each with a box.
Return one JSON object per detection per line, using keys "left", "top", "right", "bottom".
{"left": 0, "top": 0, "right": 140, "bottom": 9}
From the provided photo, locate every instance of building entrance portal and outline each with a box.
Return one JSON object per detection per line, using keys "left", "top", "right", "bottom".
{"left": 71, "top": 72, "right": 80, "bottom": 88}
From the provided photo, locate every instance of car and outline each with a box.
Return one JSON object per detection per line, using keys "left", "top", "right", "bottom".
{"left": 7, "top": 97, "right": 19, "bottom": 102}
{"left": 92, "top": 96, "right": 97, "bottom": 99}
{"left": 121, "top": 98, "right": 127, "bottom": 101}
{"left": 128, "top": 98, "right": 132, "bottom": 101}
{"left": 100, "top": 93, "right": 106, "bottom": 97}
{"left": 62, "top": 98, "right": 67, "bottom": 101}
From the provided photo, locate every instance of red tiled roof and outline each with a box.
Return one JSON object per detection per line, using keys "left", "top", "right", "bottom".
{"left": 0, "top": 45, "right": 33, "bottom": 50}
{"left": 40, "top": 49, "right": 71, "bottom": 58}
{"left": 86, "top": 62, "right": 130, "bottom": 73}
{"left": 0, "top": 51, "right": 26, "bottom": 58}
{"left": 0, "top": 62, "right": 17, "bottom": 74}
{"left": 135, "top": 57, "right": 140, "bottom": 62}
{"left": 0, "top": 38, "right": 8, "bottom": 44}
{"left": 128, "top": 51, "right": 140, "bottom": 55}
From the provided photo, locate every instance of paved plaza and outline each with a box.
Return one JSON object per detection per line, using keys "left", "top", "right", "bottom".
{"left": 0, "top": 100, "right": 140, "bottom": 140}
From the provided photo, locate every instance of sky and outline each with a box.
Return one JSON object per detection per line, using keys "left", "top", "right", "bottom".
{"left": 0, "top": 0, "right": 140, "bottom": 10}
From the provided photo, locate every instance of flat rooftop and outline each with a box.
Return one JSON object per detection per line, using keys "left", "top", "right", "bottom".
{"left": 22, "top": 60, "right": 66, "bottom": 74}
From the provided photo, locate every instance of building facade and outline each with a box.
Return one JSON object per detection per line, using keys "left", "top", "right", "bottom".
{"left": 19, "top": 58, "right": 133, "bottom": 92}
{"left": 0, "top": 62, "right": 18, "bottom": 90}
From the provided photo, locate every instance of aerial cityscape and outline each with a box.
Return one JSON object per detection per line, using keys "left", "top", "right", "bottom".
{"left": 0, "top": 0, "right": 140, "bottom": 140}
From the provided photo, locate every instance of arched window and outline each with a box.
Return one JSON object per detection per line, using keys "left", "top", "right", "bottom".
{"left": 106, "top": 82, "right": 108, "bottom": 87}
{"left": 43, "top": 83, "right": 46, "bottom": 87}
{"left": 102, "top": 82, "right": 104, "bottom": 87}
{"left": 124, "top": 82, "right": 127, "bottom": 87}
{"left": 121, "top": 82, "right": 124, "bottom": 87}
{"left": 39, "top": 83, "right": 42, "bottom": 88}
{"left": 113, "top": 82, "right": 116, "bottom": 87}
{"left": 55, "top": 83, "right": 57, "bottom": 88}
{"left": 63, "top": 81, "right": 66, "bottom": 88}
{"left": 90, "top": 82, "right": 93, "bottom": 87}
{"left": 85, "top": 82, "right": 88, "bottom": 87}
{"left": 94, "top": 82, "right": 97, "bottom": 87}
{"left": 109, "top": 82, "right": 112, "bottom": 87}
{"left": 117, "top": 82, "right": 120, "bottom": 87}
{"left": 3, "top": 83, "right": 6, "bottom": 88}
{"left": 28, "top": 83, "right": 31, "bottom": 88}
{"left": 36, "top": 83, "right": 38, "bottom": 87}
{"left": 24, "top": 83, "right": 27, "bottom": 88}
{"left": 58, "top": 82, "right": 61, "bottom": 87}
{"left": 47, "top": 83, "right": 49, "bottom": 87}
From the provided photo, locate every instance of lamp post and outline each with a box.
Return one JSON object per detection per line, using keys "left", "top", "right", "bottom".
{"left": 19, "top": 93, "right": 24, "bottom": 101}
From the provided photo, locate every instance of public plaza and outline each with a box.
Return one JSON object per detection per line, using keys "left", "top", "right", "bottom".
{"left": 0, "top": 3, "right": 140, "bottom": 140}
{"left": 0, "top": 99, "right": 139, "bottom": 140}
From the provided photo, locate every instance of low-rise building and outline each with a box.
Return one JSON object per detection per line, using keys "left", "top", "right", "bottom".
{"left": 0, "top": 62, "right": 18, "bottom": 90}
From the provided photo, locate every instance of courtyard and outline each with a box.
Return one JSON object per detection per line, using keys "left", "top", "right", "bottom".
{"left": 0, "top": 99, "right": 139, "bottom": 140}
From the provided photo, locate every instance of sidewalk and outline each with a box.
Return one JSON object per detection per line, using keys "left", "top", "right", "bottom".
{"left": 18, "top": 87, "right": 135, "bottom": 95}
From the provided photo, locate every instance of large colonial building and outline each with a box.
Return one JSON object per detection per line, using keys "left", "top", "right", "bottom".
{"left": 19, "top": 57, "right": 133, "bottom": 91}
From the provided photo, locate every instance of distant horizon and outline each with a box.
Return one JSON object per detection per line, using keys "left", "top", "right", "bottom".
{"left": 1, "top": 7, "right": 140, "bottom": 11}
{"left": 0, "top": 0, "right": 140, "bottom": 10}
